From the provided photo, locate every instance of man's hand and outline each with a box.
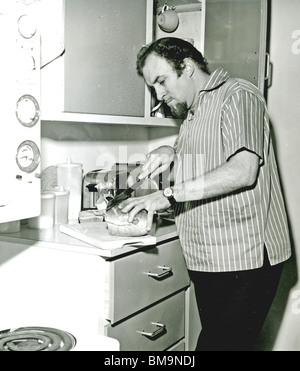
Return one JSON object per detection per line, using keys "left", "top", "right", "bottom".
{"left": 138, "top": 146, "right": 175, "bottom": 180}
{"left": 119, "top": 191, "right": 170, "bottom": 231}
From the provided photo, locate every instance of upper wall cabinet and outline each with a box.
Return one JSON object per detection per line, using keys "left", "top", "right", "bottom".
{"left": 64, "top": 0, "right": 146, "bottom": 117}
{"left": 203, "top": 0, "right": 268, "bottom": 93}
{"left": 155, "top": 0, "right": 268, "bottom": 93}
{"left": 40, "top": 0, "right": 198, "bottom": 126}
{"left": 40, "top": 0, "right": 166, "bottom": 125}
{"left": 40, "top": 0, "right": 268, "bottom": 125}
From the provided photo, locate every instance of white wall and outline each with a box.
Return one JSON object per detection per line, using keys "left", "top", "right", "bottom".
{"left": 265, "top": 0, "right": 300, "bottom": 351}
{"left": 41, "top": 121, "right": 179, "bottom": 175}
{"left": 41, "top": 121, "right": 151, "bottom": 174}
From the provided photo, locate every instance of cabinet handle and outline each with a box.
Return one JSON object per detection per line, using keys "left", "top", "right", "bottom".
{"left": 265, "top": 52, "right": 270, "bottom": 81}
{"left": 137, "top": 322, "right": 166, "bottom": 338}
{"left": 145, "top": 266, "right": 172, "bottom": 278}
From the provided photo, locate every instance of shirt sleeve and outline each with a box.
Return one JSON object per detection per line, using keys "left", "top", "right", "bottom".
{"left": 221, "top": 89, "right": 265, "bottom": 164}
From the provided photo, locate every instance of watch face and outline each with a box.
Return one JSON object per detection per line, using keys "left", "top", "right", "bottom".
{"left": 164, "top": 188, "right": 173, "bottom": 197}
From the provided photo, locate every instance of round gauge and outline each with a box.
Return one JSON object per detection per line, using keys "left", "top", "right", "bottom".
{"left": 16, "top": 140, "right": 40, "bottom": 173}
{"left": 18, "top": 15, "right": 37, "bottom": 39}
{"left": 16, "top": 95, "right": 40, "bottom": 127}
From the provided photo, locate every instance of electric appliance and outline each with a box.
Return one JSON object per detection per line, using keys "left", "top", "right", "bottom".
{"left": 81, "top": 167, "right": 133, "bottom": 210}
{"left": 82, "top": 163, "right": 160, "bottom": 210}
{"left": 0, "top": 0, "right": 41, "bottom": 224}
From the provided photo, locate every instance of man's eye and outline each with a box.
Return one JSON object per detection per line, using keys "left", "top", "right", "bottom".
{"left": 158, "top": 79, "right": 165, "bottom": 85}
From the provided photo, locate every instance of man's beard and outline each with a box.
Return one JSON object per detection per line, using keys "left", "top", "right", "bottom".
{"left": 170, "top": 101, "right": 189, "bottom": 120}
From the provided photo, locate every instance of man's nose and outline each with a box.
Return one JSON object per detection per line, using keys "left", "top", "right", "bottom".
{"left": 154, "top": 85, "right": 165, "bottom": 101}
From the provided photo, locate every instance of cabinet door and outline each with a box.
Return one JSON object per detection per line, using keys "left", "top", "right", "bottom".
{"left": 204, "top": 0, "right": 268, "bottom": 92}
{"left": 64, "top": 0, "right": 148, "bottom": 116}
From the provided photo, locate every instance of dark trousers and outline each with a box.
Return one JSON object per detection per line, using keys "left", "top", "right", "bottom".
{"left": 188, "top": 250, "right": 284, "bottom": 351}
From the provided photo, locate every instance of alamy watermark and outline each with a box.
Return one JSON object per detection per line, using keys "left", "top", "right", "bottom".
{"left": 96, "top": 146, "right": 205, "bottom": 199}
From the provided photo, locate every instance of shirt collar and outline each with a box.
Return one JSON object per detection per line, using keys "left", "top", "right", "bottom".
{"left": 200, "top": 68, "right": 230, "bottom": 93}
{"left": 186, "top": 68, "right": 230, "bottom": 120}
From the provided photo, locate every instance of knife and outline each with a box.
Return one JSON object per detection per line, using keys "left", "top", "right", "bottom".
{"left": 106, "top": 176, "right": 147, "bottom": 211}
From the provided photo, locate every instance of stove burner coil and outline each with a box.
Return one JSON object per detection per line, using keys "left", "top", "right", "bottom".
{"left": 0, "top": 327, "right": 76, "bottom": 351}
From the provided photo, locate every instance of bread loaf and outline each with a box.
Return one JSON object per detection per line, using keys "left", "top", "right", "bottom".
{"left": 105, "top": 206, "right": 148, "bottom": 237}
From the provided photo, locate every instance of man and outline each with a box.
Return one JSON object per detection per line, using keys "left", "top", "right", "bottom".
{"left": 119, "top": 37, "right": 291, "bottom": 351}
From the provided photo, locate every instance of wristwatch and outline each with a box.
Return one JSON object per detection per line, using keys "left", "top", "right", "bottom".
{"left": 163, "top": 187, "right": 177, "bottom": 207}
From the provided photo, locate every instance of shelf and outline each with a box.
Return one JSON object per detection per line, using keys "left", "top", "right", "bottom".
{"left": 147, "top": 116, "right": 182, "bottom": 127}
{"left": 41, "top": 112, "right": 182, "bottom": 127}
{"left": 158, "top": 3, "right": 202, "bottom": 13}
{"left": 156, "top": 0, "right": 202, "bottom": 12}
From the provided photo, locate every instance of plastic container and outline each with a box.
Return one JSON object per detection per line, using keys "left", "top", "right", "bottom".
{"left": 49, "top": 186, "right": 70, "bottom": 225}
{"left": 57, "top": 158, "right": 83, "bottom": 222}
{"left": 28, "top": 193, "right": 56, "bottom": 229}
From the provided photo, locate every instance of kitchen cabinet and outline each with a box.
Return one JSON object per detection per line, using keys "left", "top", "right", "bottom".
{"left": 40, "top": 0, "right": 183, "bottom": 126}
{"left": 156, "top": 0, "right": 268, "bottom": 93}
{"left": 106, "top": 291, "right": 185, "bottom": 351}
{"left": 64, "top": 0, "right": 147, "bottom": 117}
{"left": 102, "top": 229, "right": 199, "bottom": 351}
{"left": 41, "top": 0, "right": 180, "bottom": 126}
{"left": 0, "top": 221, "right": 201, "bottom": 351}
{"left": 41, "top": 0, "right": 268, "bottom": 125}
{"left": 104, "top": 237, "right": 194, "bottom": 351}
{"left": 105, "top": 239, "right": 189, "bottom": 324}
{"left": 203, "top": 0, "right": 268, "bottom": 93}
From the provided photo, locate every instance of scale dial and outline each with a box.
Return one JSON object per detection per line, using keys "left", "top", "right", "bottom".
{"left": 18, "top": 14, "right": 37, "bottom": 39}
{"left": 16, "top": 140, "right": 40, "bottom": 173}
{"left": 16, "top": 95, "right": 40, "bottom": 127}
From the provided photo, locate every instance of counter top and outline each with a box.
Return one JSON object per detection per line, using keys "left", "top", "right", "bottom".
{"left": 0, "top": 218, "right": 178, "bottom": 259}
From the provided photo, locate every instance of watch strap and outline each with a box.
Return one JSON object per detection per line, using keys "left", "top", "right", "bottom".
{"left": 164, "top": 187, "right": 177, "bottom": 207}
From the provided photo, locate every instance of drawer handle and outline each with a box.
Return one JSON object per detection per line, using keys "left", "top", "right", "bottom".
{"left": 137, "top": 322, "right": 166, "bottom": 338}
{"left": 146, "top": 266, "right": 172, "bottom": 279}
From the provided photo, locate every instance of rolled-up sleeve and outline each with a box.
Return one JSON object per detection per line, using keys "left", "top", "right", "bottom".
{"left": 221, "top": 89, "right": 265, "bottom": 164}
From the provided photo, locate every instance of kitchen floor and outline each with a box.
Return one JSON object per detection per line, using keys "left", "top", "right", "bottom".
{"left": 254, "top": 252, "right": 298, "bottom": 351}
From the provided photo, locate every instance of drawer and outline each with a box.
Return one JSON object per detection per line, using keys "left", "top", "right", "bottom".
{"left": 105, "top": 291, "right": 185, "bottom": 351}
{"left": 106, "top": 239, "right": 190, "bottom": 323}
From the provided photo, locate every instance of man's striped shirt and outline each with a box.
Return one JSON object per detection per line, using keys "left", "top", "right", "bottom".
{"left": 174, "top": 68, "right": 291, "bottom": 272}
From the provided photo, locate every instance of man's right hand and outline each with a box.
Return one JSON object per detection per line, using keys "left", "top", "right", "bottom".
{"left": 138, "top": 146, "right": 175, "bottom": 180}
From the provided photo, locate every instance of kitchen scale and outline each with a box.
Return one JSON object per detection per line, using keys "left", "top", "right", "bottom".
{"left": 0, "top": 0, "right": 41, "bottom": 224}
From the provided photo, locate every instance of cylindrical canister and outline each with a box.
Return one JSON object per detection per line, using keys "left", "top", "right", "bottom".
{"left": 28, "top": 192, "right": 56, "bottom": 229}
{"left": 57, "top": 158, "right": 83, "bottom": 222}
{"left": 49, "top": 186, "right": 70, "bottom": 225}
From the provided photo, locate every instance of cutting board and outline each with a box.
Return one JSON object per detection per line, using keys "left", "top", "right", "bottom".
{"left": 59, "top": 222, "right": 156, "bottom": 250}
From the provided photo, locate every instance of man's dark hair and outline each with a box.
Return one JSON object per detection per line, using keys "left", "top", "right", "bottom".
{"left": 136, "top": 37, "right": 210, "bottom": 77}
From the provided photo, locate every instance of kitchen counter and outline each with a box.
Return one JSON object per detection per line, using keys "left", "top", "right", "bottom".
{"left": 0, "top": 217, "right": 178, "bottom": 259}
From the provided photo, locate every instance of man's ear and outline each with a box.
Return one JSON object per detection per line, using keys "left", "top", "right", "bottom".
{"left": 183, "top": 58, "right": 195, "bottom": 77}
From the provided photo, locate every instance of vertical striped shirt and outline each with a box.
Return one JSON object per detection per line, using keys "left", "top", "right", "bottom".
{"left": 174, "top": 68, "right": 291, "bottom": 272}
